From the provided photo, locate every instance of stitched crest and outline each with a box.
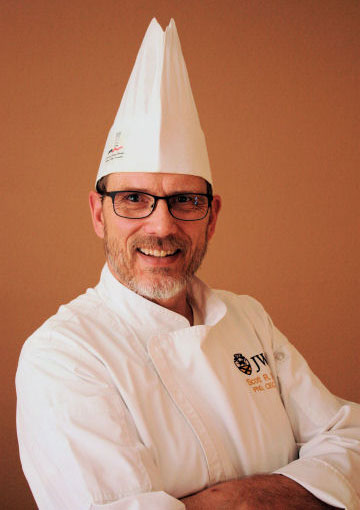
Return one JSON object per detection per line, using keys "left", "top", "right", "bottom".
{"left": 233, "top": 353, "right": 252, "bottom": 375}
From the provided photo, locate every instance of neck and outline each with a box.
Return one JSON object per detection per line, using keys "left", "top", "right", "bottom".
{"left": 151, "top": 289, "right": 194, "bottom": 326}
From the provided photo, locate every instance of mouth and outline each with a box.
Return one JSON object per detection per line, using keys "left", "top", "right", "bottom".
{"left": 137, "top": 248, "right": 180, "bottom": 258}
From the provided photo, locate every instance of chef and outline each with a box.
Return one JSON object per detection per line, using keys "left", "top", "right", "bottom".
{"left": 16, "top": 18, "right": 360, "bottom": 510}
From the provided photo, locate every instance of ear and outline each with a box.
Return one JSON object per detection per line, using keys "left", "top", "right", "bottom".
{"left": 207, "top": 194, "right": 221, "bottom": 241}
{"left": 89, "top": 191, "right": 105, "bottom": 239}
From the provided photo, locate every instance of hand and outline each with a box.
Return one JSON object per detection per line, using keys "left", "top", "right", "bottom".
{"left": 181, "top": 474, "right": 336, "bottom": 509}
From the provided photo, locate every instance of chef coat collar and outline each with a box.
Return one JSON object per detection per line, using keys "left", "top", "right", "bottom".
{"left": 97, "top": 264, "right": 227, "bottom": 331}
{"left": 187, "top": 275, "right": 227, "bottom": 327}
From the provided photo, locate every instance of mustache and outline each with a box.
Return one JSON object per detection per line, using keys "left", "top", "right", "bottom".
{"left": 130, "top": 234, "right": 189, "bottom": 252}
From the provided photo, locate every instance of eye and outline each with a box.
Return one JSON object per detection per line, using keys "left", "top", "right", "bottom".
{"left": 124, "top": 192, "right": 142, "bottom": 202}
{"left": 175, "top": 194, "right": 195, "bottom": 203}
{"left": 117, "top": 192, "right": 153, "bottom": 204}
{"left": 114, "top": 192, "right": 153, "bottom": 209}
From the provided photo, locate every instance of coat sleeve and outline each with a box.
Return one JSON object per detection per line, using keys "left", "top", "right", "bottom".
{"left": 267, "top": 319, "right": 360, "bottom": 510}
{"left": 16, "top": 331, "right": 185, "bottom": 510}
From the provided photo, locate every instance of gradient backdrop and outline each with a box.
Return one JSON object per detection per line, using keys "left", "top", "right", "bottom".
{"left": 1, "top": 1, "right": 359, "bottom": 508}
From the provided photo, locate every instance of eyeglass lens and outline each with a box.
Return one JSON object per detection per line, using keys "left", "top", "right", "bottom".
{"left": 113, "top": 192, "right": 209, "bottom": 220}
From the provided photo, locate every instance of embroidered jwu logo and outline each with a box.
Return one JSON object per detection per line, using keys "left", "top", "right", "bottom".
{"left": 233, "top": 354, "right": 252, "bottom": 375}
{"left": 234, "top": 352, "right": 268, "bottom": 375}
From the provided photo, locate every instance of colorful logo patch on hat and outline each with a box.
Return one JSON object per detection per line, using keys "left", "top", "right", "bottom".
{"left": 105, "top": 131, "right": 124, "bottom": 162}
{"left": 234, "top": 353, "right": 252, "bottom": 375}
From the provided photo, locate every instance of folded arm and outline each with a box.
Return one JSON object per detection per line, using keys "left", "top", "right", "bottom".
{"left": 266, "top": 319, "right": 360, "bottom": 509}
{"left": 181, "top": 474, "right": 337, "bottom": 510}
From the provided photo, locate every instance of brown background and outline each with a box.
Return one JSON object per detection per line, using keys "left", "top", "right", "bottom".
{"left": 1, "top": 0, "right": 359, "bottom": 508}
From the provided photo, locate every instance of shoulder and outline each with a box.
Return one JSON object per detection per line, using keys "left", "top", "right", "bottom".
{"left": 18, "top": 284, "right": 135, "bottom": 368}
{"left": 214, "top": 288, "right": 268, "bottom": 321}
{"left": 211, "top": 288, "right": 275, "bottom": 349}
{"left": 23, "top": 286, "right": 102, "bottom": 343}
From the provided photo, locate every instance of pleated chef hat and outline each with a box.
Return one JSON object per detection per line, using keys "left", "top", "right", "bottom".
{"left": 96, "top": 18, "right": 212, "bottom": 185}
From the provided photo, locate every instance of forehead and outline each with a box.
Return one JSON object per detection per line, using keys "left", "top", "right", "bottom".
{"left": 106, "top": 172, "right": 208, "bottom": 193}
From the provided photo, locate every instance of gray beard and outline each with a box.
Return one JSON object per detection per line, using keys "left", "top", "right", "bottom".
{"left": 104, "top": 231, "right": 208, "bottom": 301}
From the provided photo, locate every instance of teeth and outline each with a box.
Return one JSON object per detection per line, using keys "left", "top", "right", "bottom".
{"left": 139, "top": 248, "right": 177, "bottom": 257}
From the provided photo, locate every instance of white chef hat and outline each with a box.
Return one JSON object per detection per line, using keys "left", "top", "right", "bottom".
{"left": 96, "top": 18, "right": 212, "bottom": 186}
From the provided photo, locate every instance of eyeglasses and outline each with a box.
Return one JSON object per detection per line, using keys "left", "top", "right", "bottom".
{"left": 100, "top": 190, "right": 213, "bottom": 221}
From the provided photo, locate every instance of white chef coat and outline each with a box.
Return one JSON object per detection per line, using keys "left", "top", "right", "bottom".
{"left": 16, "top": 264, "right": 360, "bottom": 510}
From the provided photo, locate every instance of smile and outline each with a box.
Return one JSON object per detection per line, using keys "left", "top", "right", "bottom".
{"left": 138, "top": 248, "right": 180, "bottom": 258}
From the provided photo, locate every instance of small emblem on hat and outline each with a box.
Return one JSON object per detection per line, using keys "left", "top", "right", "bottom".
{"left": 234, "top": 353, "right": 252, "bottom": 375}
{"left": 105, "top": 131, "right": 125, "bottom": 162}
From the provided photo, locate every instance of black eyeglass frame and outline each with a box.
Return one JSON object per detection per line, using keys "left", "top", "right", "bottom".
{"left": 99, "top": 190, "right": 213, "bottom": 221}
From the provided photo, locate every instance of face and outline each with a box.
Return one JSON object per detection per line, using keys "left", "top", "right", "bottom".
{"left": 89, "top": 173, "right": 221, "bottom": 303}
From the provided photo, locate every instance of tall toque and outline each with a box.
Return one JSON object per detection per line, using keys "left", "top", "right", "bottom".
{"left": 96, "top": 18, "right": 212, "bottom": 185}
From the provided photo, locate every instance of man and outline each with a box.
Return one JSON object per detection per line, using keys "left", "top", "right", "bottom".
{"left": 16, "top": 18, "right": 360, "bottom": 510}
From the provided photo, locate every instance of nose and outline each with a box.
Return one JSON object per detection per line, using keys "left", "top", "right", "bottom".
{"left": 142, "top": 198, "right": 178, "bottom": 236}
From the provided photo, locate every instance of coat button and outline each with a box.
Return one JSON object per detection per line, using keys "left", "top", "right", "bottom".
{"left": 275, "top": 351, "right": 285, "bottom": 361}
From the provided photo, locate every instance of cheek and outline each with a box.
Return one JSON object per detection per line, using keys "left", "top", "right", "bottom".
{"left": 103, "top": 214, "right": 138, "bottom": 243}
{"left": 186, "top": 224, "right": 208, "bottom": 249}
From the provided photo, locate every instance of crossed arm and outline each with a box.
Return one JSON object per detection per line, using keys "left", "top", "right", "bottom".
{"left": 181, "top": 474, "right": 336, "bottom": 510}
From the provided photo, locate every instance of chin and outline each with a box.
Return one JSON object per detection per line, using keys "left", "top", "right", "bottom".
{"left": 131, "top": 276, "right": 187, "bottom": 301}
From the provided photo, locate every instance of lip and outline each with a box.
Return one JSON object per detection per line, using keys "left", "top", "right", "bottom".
{"left": 136, "top": 248, "right": 182, "bottom": 266}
